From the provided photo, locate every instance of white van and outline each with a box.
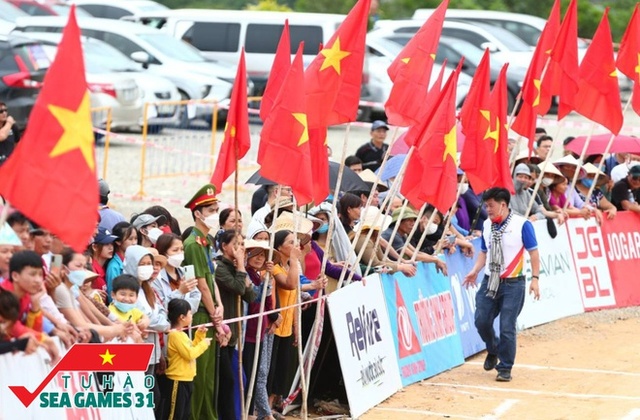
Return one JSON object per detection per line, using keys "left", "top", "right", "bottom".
{"left": 126, "top": 10, "right": 346, "bottom": 81}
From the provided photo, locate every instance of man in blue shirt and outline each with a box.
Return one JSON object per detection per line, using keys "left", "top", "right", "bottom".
{"left": 463, "top": 187, "right": 540, "bottom": 382}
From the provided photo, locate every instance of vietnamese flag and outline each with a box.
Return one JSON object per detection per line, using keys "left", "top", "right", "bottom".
{"left": 210, "top": 49, "right": 251, "bottom": 192}
{"left": 304, "top": 0, "right": 370, "bottom": 128}
{"left": 260, "top": 20, "right": 291, "bottom": 122}
{"left": 491, "top": 64, "right": 516, "bottom": 194}
{"left": 541, "top": 0, "right": 579, "bottom": 120}
{"left": 9, "top": 343, "right": 153, "bottom": 407}
{"left": 573, "top": 9, "right": 622, "bottom": 135}
{"left": 0, "top": 6, "right": 97, "bottom": 252}
{"left": 309, "top": 127, "right": 330, "bottom": 203}
{"left": 511, "top": 0, "right": 561, "bottom": 149}
{"left": 401, "top": 62, "right": 461, "bottom": 213}
{"left": 617, "top": 4, "right": 640, "bottom": 116}
{"left": 385, "top": 0, "right": 449, "bottom": 126}
{"left": 459, "top": 49, "right": 493, "bottom": 193}
{"left": 259, "top": 44, "right": 313, "bottom": 205}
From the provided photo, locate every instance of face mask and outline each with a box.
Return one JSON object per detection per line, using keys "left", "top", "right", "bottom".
{"left": 542, "top": 177, "right": 554, "bottom": 187}
{"left": 68, "top": 270, "right": 86, "bottom": 287}
{"left": 459, "top": 183, "right": 469, "bottom": 195}
{"left": 167, "top": 253, "right": 184, "bottom": 268}
{"left": 203, "top": 213, "right": 220, "bottom": 231}
{"left": 160, "top": 225, "right": 172, "bottom": 234}
{"left": 491, "top": 208, "right": 505, "bottom": 224}
{"left": 146, "top": 227, "right": 163, "bottom": 245}
{"left": 316, "top": 223, "right": 329, "bottom": 234}
{"left": 581, "top": 178, "right": 594, "bottom": 188}
{"left": 425, "top": 222, "right": 438, "bottom": 235}
{"left": 137, "top": 265, "right": 154, "bottom": 281}
{"left": 113, "top": 300, "right": 137, "bottom": 313}
{"left": 514, "top": 179, "right": 525, "bottom": 192}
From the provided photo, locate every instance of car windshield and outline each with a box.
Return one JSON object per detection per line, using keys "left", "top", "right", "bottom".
{"left": 441, "top": 39, "right": 485, "bottom": 65}
{"left": 0, "top": 1, "right": 28, "bottom": 22}
{"left": 136, "top": 33, "right": 205, "bottom": 62}
{"left": 51, "top": 5, "right": 92, "bottom": 17}
{"left": 83, "top": 40, "right": 138, "bottom": 73}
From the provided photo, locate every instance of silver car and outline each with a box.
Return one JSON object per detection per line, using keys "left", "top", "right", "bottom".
{"left": 14, "top": 16, "right": 253, "bottom": 125}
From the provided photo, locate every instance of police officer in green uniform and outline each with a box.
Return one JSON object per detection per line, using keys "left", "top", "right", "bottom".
{"left": 183, "top": 183, "right": 224, "bottom": 420}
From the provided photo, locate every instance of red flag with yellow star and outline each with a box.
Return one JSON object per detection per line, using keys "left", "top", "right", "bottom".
{"left": 260, "top": 20, "right": 291, "bottom": 122}
{"left": 211, "top": 49, "right": 251, "bottom": 192}
{"left": 573, "top": 9, "right": 622, "bottom": 134}
{"left": 309, "top": 126, "right": 330, "bottom": 203}
{"left": 385, "top": 0, "right": 449, "bottom": 126}
{"left": 401, "top": 62, "right": 461, "bottom": 213}
{"left": 491, "top": 64, "right": 516, "bottom": 194}
{"left": 9, "top": 343, "right": 153, "bottom": 408}
{"left": 459, "top": 49, "right": 493, "bottom": 193}
{"left": 304, "top": 0, "right": 370, "bottom": 129}
{"left": 0, "top": 6, "right": 96, "bottom": 252}
{"left": 511, "top": 0, "right": 560, "bottom": 149}
{"left": 259, "top": 44, "right": 313, "bottom": 205}
{"left": 617, "top": 4, "right": 640, "bottom": 116}
{"left": 540, "top": 0, "right": 579, "bottom": 120}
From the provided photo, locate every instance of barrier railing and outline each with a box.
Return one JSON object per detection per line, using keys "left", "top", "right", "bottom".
{"left": 90, "top": 106, "right": 112, "bottom": 181}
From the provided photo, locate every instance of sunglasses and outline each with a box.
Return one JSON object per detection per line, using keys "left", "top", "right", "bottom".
{"left": 0, "top": 109, "right": 8, "bottom": 113}
{"left": 632, "top": 175, "right": 640, "bottom": 181}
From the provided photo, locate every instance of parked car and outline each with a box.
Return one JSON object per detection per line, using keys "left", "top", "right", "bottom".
{"left": 74, "top": 0, "right": 168, "bottom": 20}
{"left": 24, "top": 32, "right": 181, "bottom": 132}
{"left": 13, "top": 16, "right": 251, "bottom": 125}
{"left": 0, "top": 34, "right": 49, "bottom": 127}
{"left": 0, "top": 0, "right": 28, "bottom": 32}
{"left": 5, "top": 0, "right": 92, "bottom": 17}
{"left": 365, "top": 35, "right": 472, "bottom": 118}
{"left": 372, "top": 20, "right": 534, "bottom": 72}
{"left": 374, "top": 33, "right": 526, "bottom": 112}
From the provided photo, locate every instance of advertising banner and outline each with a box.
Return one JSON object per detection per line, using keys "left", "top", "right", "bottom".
{"left": 381, "top": 262, "right": 465, "bottom": 387}
{"left": 600, "top": 212, "right": 640, "bottom": 307}
{"left": 327, "top": 274, "right": 402, "bottom": 418}
{"left": 517, "top": 220, "right": 585, "bottom": 329}
{"left": 444, "top": 239, "right": 487, "bottom": 358}
{"left": 565, "top": 218, "right": 616, "bottom": 310}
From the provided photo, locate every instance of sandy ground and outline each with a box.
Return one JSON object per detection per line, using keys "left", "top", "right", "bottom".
{"left": 361, "top": 307, "right": 640, "bottom": 420}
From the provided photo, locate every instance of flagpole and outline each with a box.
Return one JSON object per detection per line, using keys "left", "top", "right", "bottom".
{"left": 333, "top": 125, "right": 402, "bottom": 285}
{"left": 562, "top": 122, "right": 597, "bottom": 212}
{"left": 432, "top": 173, "right": 468, "bottom": 255}
{"left": 380, "top": 198, "right": 409, "bottom": 263}
{"left": 409, "top": 210, "right": 439, "bottom": 265}
{"left": 291, "top": 204, "right": 308, "bottom": 419}
{"left": 584, "top": 95, "right": 633, "bottom": 204}
{"left": 524, "top": 119, "right": 567, "bottom": 218}
{"left": 234, "top": 143, "right": 246, "bottom": 419}
{"left": 243, "top": 189, "right": 282, "bottom": 420}
{"left": 396, "top": 203, "right": 426, "bottom": 263}
{"left": 339, "top": 145, "right": 415, "bottom": 287}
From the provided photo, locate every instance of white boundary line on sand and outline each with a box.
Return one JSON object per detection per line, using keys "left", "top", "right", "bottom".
{"left": 466, "top": 362, "right": 640, "bottom": 377}
{"left": 423, "top": 383, "right": 640, "bottom": 401}
{"left": 480, "top": 399, "right": 519, "bottom": 419}
{"left": 371, "top": 407, "right": 480, "bottom": 419}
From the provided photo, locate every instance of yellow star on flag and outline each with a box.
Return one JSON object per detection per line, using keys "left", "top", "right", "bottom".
{"left": 609, "top": 69, "right": 618, "bottom": 78}
{"left": 99, "top": 349, "right": 115, "bottom": 365}
{"left": 532, "top": 79, "right": 542, "bottom": 107}
{"left": 442, "top": 125, "right": 457, "bottom": 162}
{"left": 48, "top": 92, "right": 95, "bottom": 171}
{"left": 319, "top": 38, "right": 351, "bottom": 74}
{"left": 635, "top": 53, "right": 640, "bottom": 81}
{"left": 480, "top": 110, "right": 500, "bottom": 153}
{"left": 401, "top": 57, "right": 410, "bottom": 64}
{"left": 225, "top": 123, "right": 237, "bottom": 139}
{"left": 292, "top": 113, "right": 309, "bottom": 146}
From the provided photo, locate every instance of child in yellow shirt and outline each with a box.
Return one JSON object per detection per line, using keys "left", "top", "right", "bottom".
{"left": 160, "top": 298, "right": 211, "bottom": 420}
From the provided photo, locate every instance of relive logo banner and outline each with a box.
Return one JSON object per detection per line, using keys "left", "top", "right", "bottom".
{"left": 327, "top": 274, "right": 402, "bottom": 419}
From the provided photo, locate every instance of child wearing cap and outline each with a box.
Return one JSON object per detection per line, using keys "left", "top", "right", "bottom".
{"left": 90, "top": 227, "right": 118, "bottom": 301}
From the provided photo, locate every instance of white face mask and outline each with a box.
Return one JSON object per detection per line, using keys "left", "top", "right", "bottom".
{"left": 459, "top": 182, "right": 469, "bottom": 195}
{"left": 542, "top": 177, "right": 554, "bottom": 187}
{"left": 426, "top": 222, "right": 438, "bottom": 235}
{"left": 203, "top": 213, "right": 220, "bottom": 231}
{"left": 146, "top": 227, "right": 163, "bottom": 245}
{"left": 167, "top": 253, "right": 184, "bottom": 268}
{"left": 137, "top": 265, "right": 154, "bottom": 281}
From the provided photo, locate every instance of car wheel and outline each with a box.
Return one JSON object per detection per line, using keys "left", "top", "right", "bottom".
{"left": 178, "top": 90, "right": 191, "bottom": 129}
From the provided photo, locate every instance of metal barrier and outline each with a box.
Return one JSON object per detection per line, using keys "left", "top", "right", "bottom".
{"left": 90, "top": 106, "right": 112, "bottom": 181}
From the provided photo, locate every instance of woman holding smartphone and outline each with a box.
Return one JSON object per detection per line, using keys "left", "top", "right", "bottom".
{"left": 154, "top": 233, "right": 201, "bottom": 312}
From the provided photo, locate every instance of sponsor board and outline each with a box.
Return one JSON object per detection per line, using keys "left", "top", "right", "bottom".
{"left": 600, "top": 212, "right": 640, "bottom": 307}
{"left": 518, "top": 220, "right": 585, "bottom": 329}
{"left": 327, "top": 274, "right": 402, "bottom": 418}
{"left": 382, "top": 261, "right": 465, "bottom": 387}
{"left": 565, "top": 218, "right": 616, "bottom": 310}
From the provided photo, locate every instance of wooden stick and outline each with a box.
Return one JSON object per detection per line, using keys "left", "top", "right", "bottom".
{"left": 562, "top": 122, "right": 597, "bottom": 212}
{"left": 410, "top": 210, "right": 439, "bottom": 264}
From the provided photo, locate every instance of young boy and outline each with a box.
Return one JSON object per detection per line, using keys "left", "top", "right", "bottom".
{"left": 161, "top": 298, "right": 211, "bottom": 420}
{"left": 108, "top": 274, "right": 150, "bottom": 342}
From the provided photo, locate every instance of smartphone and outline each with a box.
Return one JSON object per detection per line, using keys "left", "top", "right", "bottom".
{"left": 183, "top": 265, "right": 195, "bottom": 280}
{"left": 50, "top": 254, "right": 63, "bottom": 275}
{"left": 447, "top": 235, "right": 456, "bottom": 245}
